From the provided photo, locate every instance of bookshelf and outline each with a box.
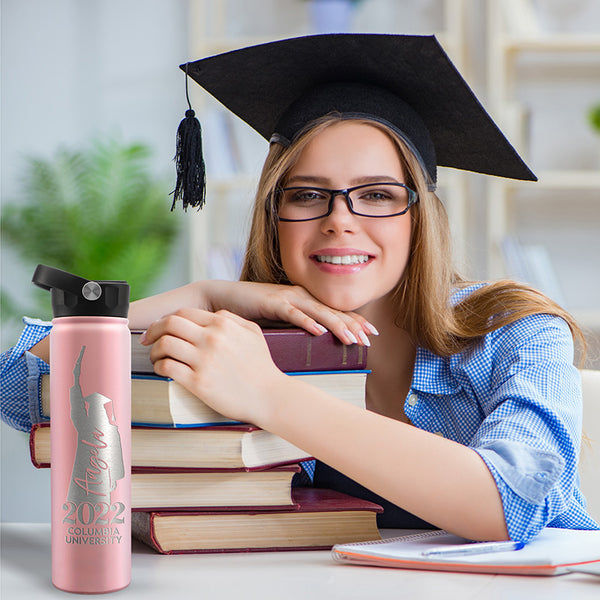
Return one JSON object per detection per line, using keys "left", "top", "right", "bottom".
{"left": 485, "top": 0, "right": 600, "bottom": 339}
{"left": 185, "top": 0, "right": 472, "bottom": 280}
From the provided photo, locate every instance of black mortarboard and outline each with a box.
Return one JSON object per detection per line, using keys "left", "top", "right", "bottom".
{"left": 175, "top": 33, "right": 535, "bottom": 208}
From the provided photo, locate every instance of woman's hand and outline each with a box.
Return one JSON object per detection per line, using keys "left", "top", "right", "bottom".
{"left": 140, "top": 308, "right": 288, "bottom": 426}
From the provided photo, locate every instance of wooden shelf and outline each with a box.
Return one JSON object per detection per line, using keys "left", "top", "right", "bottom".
{"left": 500, "top": 170, "right": 600, "bottom": 190}
{"left": 486, "top": 0, "right": 600, "bottom": 279}
{"left": 502, "top": 34, "right": 600, "bottom": 54}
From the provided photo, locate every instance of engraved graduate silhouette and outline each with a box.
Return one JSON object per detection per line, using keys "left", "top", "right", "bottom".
{"left": 67, "top": 346, "right": 125, "bottom": 505}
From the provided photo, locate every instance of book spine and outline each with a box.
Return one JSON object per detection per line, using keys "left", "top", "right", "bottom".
{"left": 29, "top": 423, "right": 50, "bottom": 468}
{"left": 263, "top": 329, "right": 367, "bottom": 372}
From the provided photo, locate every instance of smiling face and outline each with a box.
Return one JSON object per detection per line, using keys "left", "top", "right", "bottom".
{"left": 277, "top": 121, "right": 413, "bottom": 315}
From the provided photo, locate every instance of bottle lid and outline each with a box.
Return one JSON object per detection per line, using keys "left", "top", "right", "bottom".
{"left": 32, "top": 264, "right": 130, "bottom": 318}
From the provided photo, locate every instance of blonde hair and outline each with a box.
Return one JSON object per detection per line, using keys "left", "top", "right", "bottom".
{"left": 240, "top": 114, "right": 585, "bottom": 358}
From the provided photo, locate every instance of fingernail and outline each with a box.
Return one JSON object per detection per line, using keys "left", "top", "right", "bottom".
{"left": 313, "top": 323, "right": 328, "bottom": 334}
{"left": 357, "top": 331, "right": 371, "bottom": 347}
{"left": 344, "top": 329, "right": 358, "bottom": 344}
{"left": 365, "top": 323, "right": 379, "bottom": 336}
{"left": 138, "top": 331, "right": 147, "bottom": 344}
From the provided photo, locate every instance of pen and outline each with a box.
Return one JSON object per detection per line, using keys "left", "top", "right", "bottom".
{"left": 422, "top": 540, "right": 525, "bottom": 558}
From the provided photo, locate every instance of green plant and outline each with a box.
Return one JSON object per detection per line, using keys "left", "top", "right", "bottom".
{"left": 588, "top": 102, "right": 600, "bottom": 134}
{"left": 1, "top": 137, "right": 180, "bottom": 322}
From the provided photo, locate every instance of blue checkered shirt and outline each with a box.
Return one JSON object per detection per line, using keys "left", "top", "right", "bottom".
{"left": 2, "top": 302, "right": 598, "bottom": 541}
{"left": 1, "top": 317, "right": 51, "bottom": 431}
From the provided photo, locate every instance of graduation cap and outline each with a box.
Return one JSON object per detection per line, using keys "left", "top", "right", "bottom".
{"left": 172, "top": 33, "right": 536, "bottom": 210}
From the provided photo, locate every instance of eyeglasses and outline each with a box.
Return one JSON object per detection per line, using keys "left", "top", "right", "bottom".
{"left": 277, "top": 182, "right": 418, "bottom": 222}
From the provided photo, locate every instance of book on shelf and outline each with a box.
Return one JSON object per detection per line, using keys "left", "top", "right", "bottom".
{"left": 131, "top": 326, "right": 368, "bottom": 374}
{"left": 131, "top": 487, "right": 383, "bottom": 554}
{"left": 30, "top": 422, "right": 312, "bottom": 471}
{"left": 332, "top": 527, "right": 600, "bottom": 576}
{"left": 39, "top": 369, "right": 368, "bottom": 428}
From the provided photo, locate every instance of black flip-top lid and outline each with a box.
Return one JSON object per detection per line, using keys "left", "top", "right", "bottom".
{"left": 32, "top": 264, "right": 129, "bottom": 318}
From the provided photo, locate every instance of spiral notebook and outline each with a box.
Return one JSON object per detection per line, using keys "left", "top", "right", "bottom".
{"left": 332, "top": 528, "right": 600, "bottom": 576}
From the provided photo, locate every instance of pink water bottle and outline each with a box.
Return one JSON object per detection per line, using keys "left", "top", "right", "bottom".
{"left": 33, "top": 264, "right": 131, "bottom": 594}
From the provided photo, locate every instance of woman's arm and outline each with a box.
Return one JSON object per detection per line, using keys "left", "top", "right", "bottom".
{"left": 130, "top": 280, "right": 376, "bottom": 346}
{"left": 29, "top": 335, "right": 49, "bottom": 363}
{"left": 143, "top": 307, "right": 508, "bottom": 541}
{"left": 266, "top": 377, "right": 509, "bottom": 541}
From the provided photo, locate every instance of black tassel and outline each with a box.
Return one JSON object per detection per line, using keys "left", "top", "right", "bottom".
{"left": 171, "top": 66, "right": 206, "bottom": 211}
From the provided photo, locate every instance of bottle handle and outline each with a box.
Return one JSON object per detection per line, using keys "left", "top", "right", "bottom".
{"left": 32, "top": 264, "right": 90, "bottom": 296}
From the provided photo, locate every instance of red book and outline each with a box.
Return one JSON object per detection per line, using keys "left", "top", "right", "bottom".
{"left": 131, "top": 487, "right": 383, "bottom": 554}
{"left": 131, "top": 326, "right": 368, "bottom": 374}
{"left": 30, "top": 422, "right": 312, "bottom": 471}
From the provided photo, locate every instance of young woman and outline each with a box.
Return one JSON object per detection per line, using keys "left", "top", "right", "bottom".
{"left": 2, "top": 34, "right": 597, "bottom": 543}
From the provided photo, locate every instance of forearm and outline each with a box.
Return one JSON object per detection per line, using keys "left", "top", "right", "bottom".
{"left": 128, "top": 280, "right": 291, "bottom": 329}
{"left": 128, "top": 281, "right": 218, "bottom": 329}
{"left": 260, "top": 376, "right": 509, "bottom": 541}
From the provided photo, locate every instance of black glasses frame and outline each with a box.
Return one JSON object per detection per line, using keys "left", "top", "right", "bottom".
{"left": 276, "top": 182, "right": 419, "bottom": 222}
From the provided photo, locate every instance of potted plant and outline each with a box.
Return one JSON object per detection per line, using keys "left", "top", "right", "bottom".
{"left": 1, "top": 137, "right": 180, "bottom": 328}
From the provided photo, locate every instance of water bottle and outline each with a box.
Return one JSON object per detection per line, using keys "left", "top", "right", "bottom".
{"left": 32, "top": 264, "right": 131, "bottom": 594}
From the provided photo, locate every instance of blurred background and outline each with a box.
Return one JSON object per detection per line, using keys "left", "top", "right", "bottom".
{"left": 2, "top": 0, "right": 599, "bottom": 521}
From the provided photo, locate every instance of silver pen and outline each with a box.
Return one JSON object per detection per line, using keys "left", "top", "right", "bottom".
{"left": 422, "top": 540, "right": 525, "bottom": 558}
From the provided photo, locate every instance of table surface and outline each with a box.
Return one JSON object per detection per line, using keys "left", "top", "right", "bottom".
{"left": 2, "top": 523, "right": 599, "bottom": 600}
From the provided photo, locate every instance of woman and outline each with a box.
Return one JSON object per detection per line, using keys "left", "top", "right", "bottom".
{"left": 2, "top": 34, "right": 597, "bottom": 543}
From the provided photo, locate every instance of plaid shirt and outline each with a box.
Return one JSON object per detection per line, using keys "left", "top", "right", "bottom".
{"left": 2, "top": 298, "right": 598, "bottom": 542}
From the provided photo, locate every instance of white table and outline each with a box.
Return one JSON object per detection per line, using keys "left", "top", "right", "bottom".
{"left": 1, "top": 523, "right": 599, "bottom": 599}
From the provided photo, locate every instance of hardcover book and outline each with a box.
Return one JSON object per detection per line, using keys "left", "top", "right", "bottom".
{"left": 131, "top": 487, "right": 383, "bottom": 554}
{"left": 28, "top": 450, "right": 301, "bottom": 510}
{"left": 131, "top": 326, "right": 368, "bottom": 374}
{"left": 39, "top": 369, "right": 368, "bottom": 427}
{"left": 128, "top": 464, "right": 301, "bottom": 511}
{"left": 30, "top": 422, "right": 312, "bottom": 470}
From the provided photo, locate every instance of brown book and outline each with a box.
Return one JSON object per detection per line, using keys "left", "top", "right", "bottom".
{"left": 40, "top": 369, "right": 367, "bottom": 427}
{"left": 131, "top": 326, "right": 367, "bottom": 374}
{"left": 30, "top": 422, "right": 312, "bottom": 471}
{"left": 131, "top": 487, "right": 383, "bottom": 554}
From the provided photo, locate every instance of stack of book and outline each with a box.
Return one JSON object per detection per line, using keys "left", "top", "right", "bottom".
{"left": 29, "top": 326, "right": 383, "bottom": 554}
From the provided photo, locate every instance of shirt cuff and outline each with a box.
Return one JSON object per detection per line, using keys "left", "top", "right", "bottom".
{"left": 27, "top": 351, "right": 50, "bottom": 427}
{"left": 474, "top": 440, "right": 565, "bottom": 542}
{"left": 476, "top": 439, "right": 564, "bottom": 505}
